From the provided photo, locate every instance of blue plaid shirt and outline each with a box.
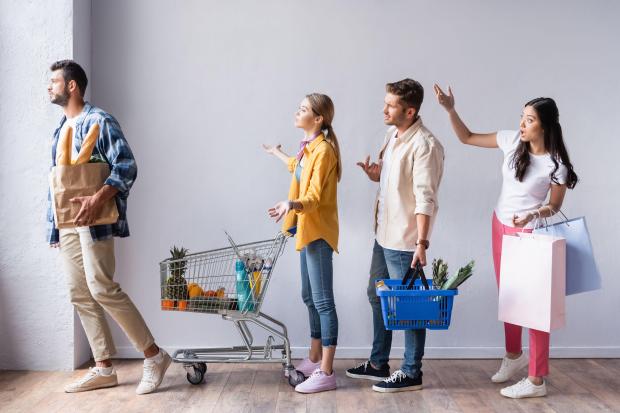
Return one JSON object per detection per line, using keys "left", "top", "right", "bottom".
{"left": 47, "top": 103, "right": 137, "bottom": 244}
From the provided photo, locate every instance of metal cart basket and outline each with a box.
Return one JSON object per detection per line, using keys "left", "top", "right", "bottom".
{"left": 159, "top": 232, "right": 304, "bottom": 386}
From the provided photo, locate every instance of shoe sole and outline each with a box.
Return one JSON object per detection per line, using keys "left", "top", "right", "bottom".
{"left": 500, "top": 391, "right": 547, "bottom": 399}
{"left": 295, "top": 385, "right": 337, "bottom": 394}
{"left": 345, "top": 371, "right": 388, "bottom": 381}
{"left": 136, "top": 355, "right": 172, "bottom": 395}
{"left": 372, "top": 384, "right": 423, "bottom": 393}
{"left": 64, "top": 380, "right": 118, "bottom": 393}
{"left": 491, "top": 376, "right": 510, "bottom": 383}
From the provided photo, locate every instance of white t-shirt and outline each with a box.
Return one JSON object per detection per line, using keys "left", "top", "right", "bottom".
{"left": 495, "top": 130, "right": 568, "bottom": 228}
{"left": 376, "top": 131, "right": 398, "bottom": 226}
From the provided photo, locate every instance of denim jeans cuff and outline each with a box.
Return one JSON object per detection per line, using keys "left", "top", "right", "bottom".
{"left": 400, "top": 366, "right": 422, "bottom": 379}
{"left": 311, "top": 332, "right": 322, "bottom": 340}
{"left": 369, "top": 358, "right": 388, "bottom": 370}
{"left": 321, "top": 337, "right": 337, "bottom": 346}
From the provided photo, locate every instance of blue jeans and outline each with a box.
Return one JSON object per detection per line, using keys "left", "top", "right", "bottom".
{"left": 367, "top": 240, "right": 426, "bottom": 378}
{"left": 300, "top": 238, "right": 338, "bottom": 346}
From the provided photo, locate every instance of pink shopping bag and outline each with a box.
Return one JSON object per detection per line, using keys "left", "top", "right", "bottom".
{"left": 498, "top": 232, "right": 566, "bottom": 332}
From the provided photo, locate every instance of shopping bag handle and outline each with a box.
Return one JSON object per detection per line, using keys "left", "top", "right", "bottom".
{"left": 534, "top": 207, "right": 570, "bottom": 231}
{"left": 401, "top": 262, "right": 430, "bottom": 290}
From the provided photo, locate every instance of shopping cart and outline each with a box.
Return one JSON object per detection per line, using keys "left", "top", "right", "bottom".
{"left": 159, "top": 232, "right": 304, "bottom": 386}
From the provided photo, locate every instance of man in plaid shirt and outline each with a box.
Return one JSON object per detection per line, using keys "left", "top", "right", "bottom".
{"left": 47, "top": 60, "right": 170, "bottom": 394}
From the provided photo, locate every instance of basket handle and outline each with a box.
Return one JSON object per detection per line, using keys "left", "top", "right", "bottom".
{"left": 401, "top": 263, "right": 430, "bottom": 290}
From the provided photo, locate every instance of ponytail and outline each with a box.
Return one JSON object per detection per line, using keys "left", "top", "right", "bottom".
{"left": 324, "top": 124, "right": 342, "bottom": 182}
{"left": 305, "top": 92, "right": 342, "bottom": 182}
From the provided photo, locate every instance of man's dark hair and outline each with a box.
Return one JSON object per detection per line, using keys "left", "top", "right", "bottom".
{"left": 50, "top": 60, "right": 88, "bottom": 97}
{"left": 386, "top": 78, "right": 424, "bottom": 114}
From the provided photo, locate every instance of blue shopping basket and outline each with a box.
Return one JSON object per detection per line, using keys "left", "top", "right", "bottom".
{"left": 377, "top": 279, "right": 458, "bottom": 330}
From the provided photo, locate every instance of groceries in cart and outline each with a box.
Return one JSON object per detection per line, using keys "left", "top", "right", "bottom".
{"left": 159, "top": 233, "right": 281, "bottom": 315}
{"left": 160, "top": 244, "right": 233, "bottom": 312}
{"left": 161, "top": 246, "right": 190, "bottom": 311}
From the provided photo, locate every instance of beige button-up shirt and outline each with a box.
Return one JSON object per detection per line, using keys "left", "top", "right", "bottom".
{"left": 374, "top": 118, "right": 445, "bottom": 251}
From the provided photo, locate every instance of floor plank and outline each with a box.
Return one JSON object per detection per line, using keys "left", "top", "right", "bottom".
{"left": 1, "top": 358, "right": 619, "bottom": 413}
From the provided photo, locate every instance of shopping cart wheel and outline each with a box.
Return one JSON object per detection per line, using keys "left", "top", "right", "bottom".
{"left": 187, "top": 365, "right": 206, "bottom": 385}
{"left": 287, "top": 369, "right": 305, "bottom": 387}
{"left": 196, "top": 362, "right": 207, "bottom": 374}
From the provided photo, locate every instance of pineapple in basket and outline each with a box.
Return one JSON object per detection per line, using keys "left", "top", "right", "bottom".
{"left": 165, "top": 246, "right": 189, "bottom": 302}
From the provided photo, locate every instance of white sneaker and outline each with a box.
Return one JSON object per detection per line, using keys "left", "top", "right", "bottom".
{"left": 492, "top": 352, "right": 529, "bottom": 383}
{"left": 64, "top": 367, "right": 118, "bottom": 393}
{"left": 136, "top": 349, "right": 172, "bottom": 395}
{"left": 500, "top": 377, "right": 547, "bottom": 399}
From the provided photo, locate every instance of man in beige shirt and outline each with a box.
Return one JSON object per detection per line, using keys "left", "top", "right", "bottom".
{"left": 346, "top": 79, "right": 444, "bottom": 393}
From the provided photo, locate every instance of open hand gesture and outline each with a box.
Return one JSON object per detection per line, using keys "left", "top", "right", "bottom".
{"left": 268, "top": 201, "right": 291, "bottom": 223}
{"left": 433, "top": 84, "right": 455, "bottom": 112}
{"left": 262, "top": 144, "right": 282, "bottom": 156}
{"left": 356, "top": 156, "right": 382, "bottom": 182}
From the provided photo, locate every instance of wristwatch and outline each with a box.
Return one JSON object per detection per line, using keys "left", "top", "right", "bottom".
{"left": 416, "top": 239, "right": 430, "bottom": 249}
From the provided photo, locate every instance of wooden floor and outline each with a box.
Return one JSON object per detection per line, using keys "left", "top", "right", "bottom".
{"left": 1, "top": 358, "right": 620, "bottom": 413}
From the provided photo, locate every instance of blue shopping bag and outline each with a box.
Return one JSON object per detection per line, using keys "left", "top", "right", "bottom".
{"left": 533, "top": 215, "right": 601, "bottom": 295}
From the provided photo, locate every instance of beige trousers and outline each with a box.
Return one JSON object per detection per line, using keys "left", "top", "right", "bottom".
{"left": 59, "top": 227, "right": 154, "bottom": 361}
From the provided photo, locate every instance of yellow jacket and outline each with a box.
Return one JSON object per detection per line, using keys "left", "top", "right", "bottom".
{"left": 281, "top": 134, "right": 339, "bottom": 252}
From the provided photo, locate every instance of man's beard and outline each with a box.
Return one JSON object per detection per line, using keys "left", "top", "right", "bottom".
{"left": 50, "top": 87, "right": 70, "bottom": 106}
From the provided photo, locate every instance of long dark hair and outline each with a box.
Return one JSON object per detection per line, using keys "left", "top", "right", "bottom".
{"left": 510, "top": 97, "right": 578, "bottom": 189}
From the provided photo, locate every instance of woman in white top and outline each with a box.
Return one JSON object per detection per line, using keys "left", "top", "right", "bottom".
{"left": 434, "top": 85, "right": 578, "bottom": 399}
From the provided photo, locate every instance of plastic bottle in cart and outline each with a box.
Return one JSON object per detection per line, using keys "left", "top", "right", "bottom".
{"left": 235, "top": 260, "right": 254, "bottom": 312}
{"left": 263, "top": 258, "right": 273, "bottom": 273}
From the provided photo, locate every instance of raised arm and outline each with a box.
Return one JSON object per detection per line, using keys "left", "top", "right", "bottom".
{"left": 434, "top": 84, "right": 498, "bottom": 148}
{"left": 262, "top": 144, "right": 291, "bottom": 165}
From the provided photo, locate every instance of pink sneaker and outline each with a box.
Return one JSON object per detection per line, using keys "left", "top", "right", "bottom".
{"left": 295, "top": 369, "right": 337, "bottom": 394}
{"left": 296, "top": 358, "right": 322, "bottom": 377}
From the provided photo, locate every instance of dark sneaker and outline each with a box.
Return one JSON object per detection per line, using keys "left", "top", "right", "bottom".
{"left": 372, "top": 369, "right": 423, "bottom": 393}
{"left": 346, "top": 360, "right": 390, "bottom": 381}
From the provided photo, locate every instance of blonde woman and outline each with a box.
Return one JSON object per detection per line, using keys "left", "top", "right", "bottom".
{"left": 263, "top": 93, "right": 341, "bottom": 393}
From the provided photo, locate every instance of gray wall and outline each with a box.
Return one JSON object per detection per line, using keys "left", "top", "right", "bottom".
{"left": 91, "top": 0, "right": 619, "bottom": 359}
{"left": 1, "top": 0, "right": 618, "bottom": 370}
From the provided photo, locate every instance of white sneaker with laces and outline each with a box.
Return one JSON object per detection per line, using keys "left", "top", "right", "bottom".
{"left": 500, "top": 377, "right": 547, "bottom": 399}
{"left": 492, "top": 352, "right": 529, "bottom": 383}
{"left": 136, "top": 349, "right": 172, "bottom": 395}
{"left": 64, "top": 367, "right": 118, "bottom": 393}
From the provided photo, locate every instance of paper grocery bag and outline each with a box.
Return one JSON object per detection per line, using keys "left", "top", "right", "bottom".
{"left": 534, "top": 216, "right": 601, "bottom": 295}
{"left": 49, "top": 163, "right": 119, "bottom": 229}
{"left": 498, "top": 232, "right": 566, "bottom": 332}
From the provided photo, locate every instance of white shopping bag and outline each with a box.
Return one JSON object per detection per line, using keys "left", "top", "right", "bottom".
{"left": 498, "top": 232, "right": 566, "bottom": 332}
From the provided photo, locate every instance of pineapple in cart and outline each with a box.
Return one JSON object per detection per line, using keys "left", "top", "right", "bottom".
{"left": 164, "top": 246, "right": 189, "bottom": 307}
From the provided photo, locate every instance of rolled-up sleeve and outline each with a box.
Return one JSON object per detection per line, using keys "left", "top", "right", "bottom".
{"left": 412, "top": 140, "right": 444, "bottom": 216}
{"left": 99, "top": 118, "right": 137, "bottom": 198}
